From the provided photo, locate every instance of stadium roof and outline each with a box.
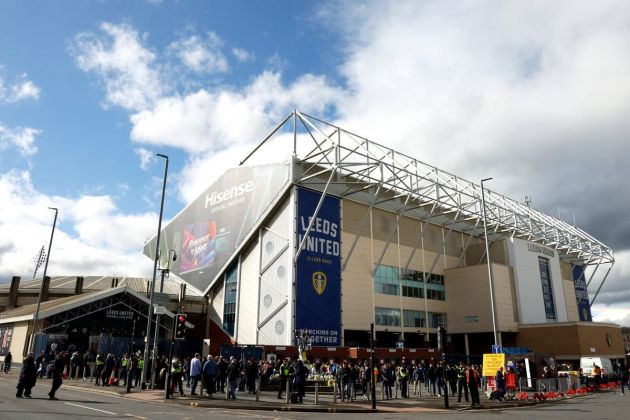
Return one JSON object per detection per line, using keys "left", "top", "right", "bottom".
{"left": 0, "top": 275, "right": 202, "bottom": 297}
{"left": 241, "top": 111, "right": 614, "bottom": 297}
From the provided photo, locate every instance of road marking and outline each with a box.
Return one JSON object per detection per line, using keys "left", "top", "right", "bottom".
{"left": 64, "top": 402, "right": 117, "bottom": 415}
{"left": 125, "top": 415, "right": 147, "bottom": 419}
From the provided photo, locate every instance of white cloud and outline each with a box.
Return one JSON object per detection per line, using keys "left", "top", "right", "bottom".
{"left": 0, "top": 70, "right": 40, "bottom": 104}
{"left": 0, "top": 124, "right": 40, "bottom": 156}
{"left": 232, "top": 47, "right": 254, "bottom": 63}
{"left": 0, "top": 169, "right": 156, "bottom": 278}
{"left": 168, "top": 32, "right": 229, "bottom": 74}
{"left": 130, "top": 71, "right": 342, "bottom": 152}
{"left": 134, "top": 147, "right": 154, "bottom": 170}
{"left": 69, "top": 22, "right": 164, "bottom": 111}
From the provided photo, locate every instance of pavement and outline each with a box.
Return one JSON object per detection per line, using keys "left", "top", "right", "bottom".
{"left": 1, "top": 370, "right": 593, "bottom": 413}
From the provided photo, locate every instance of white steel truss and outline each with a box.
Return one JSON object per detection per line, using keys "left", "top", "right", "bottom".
{"left": 242, "top": 110, "right": 614, "bottom": 272}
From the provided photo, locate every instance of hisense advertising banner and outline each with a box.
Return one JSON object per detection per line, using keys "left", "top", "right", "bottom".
{"left": 295, "top": 188, "right": 341, "bottom": 346}
{"left": 572, "top": 265, "right": 593, "bottom": 322}
{"left": 144, "top": 163, "right": 290, "bottom": 295}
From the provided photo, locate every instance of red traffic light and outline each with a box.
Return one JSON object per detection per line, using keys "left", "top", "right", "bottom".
{"left": 178, "top": 315, "right": 186, "bottom": 323}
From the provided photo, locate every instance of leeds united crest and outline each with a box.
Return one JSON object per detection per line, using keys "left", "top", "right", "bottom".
{"left": 312, "top": 271, "right": 327, "bottom": 295}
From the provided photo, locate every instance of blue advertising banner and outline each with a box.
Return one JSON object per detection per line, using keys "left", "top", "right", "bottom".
{"left": 295, "top": 188, "right": 341, "bottom": 346}
{"left": 572, "top": 265, "right": 592, "bottom": 322}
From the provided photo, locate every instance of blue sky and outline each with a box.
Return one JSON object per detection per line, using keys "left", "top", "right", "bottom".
{"left": 1, "top": 0, "right": 630, "bottom": 325}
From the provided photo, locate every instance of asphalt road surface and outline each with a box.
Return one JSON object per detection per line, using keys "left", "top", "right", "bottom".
{"left": 1, "top": 377, "right": 629, "bottom": 419}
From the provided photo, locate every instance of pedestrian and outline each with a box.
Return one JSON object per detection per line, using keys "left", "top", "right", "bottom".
{"left": 170, "top": 356, "right": 185, "bottom": 397}
{"left": 295, "top": 359, "right": 308, "bottom": 403}
{"left": 277, "top": 358, "right": 290, "bottom": 399}
{"left": 467, "top": 365, "right": 481, "bottom": 408}
{"left": 246, "top": 359, "right": 258, "bottom": 394}
{"left": 16, "top": 352, "right": 37, "bottom": 398}
{"left": 189, "top": 353, "right": 202, "bottom": 395}
{"left": 126, "top": 353, "right": 137, "bottom": 393}
{"left": 620, "top": 366, "right": 629, "bottom": 395}
{"left": 94, "top": 352, "right": 105, "bottom": 385}
{"left": 35, "top": 351, "right": 46, "bottom": 379}
{"left": 380, "top": 361, "right": 394, "bottom": 400}
{"left": 202, "top": 354, "right": 217, "bottom": 397}
{"left": 217, "top": 356, "right": 227, "bottom": 393}
{"left": 3, "top": 351, "right": 13, "bottom": 373}
{"left": 495, "top": 366, "right": 506, "bottom": 401}
{"left": 48, "top": 351, "right": 65, "bottom": 400}
{"left": 102, "top": 354, "right": 115, "bottom": 386}
{"left": 457, "top": 362, "right": 469, "bottom": 402}
{"left": 226, "top": 357, "right": 240, "bottom": 400}
{"left": 135, "top": 351, "right": 143, "bottom": 387}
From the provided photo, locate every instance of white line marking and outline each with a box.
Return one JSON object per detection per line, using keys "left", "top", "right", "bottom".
{"left": 64, "top": 402, "right": 117, "bottom": 415}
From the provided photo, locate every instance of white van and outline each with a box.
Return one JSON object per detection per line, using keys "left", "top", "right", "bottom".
{"left": 580, "top": 357, "right": 615, "bottom": 380}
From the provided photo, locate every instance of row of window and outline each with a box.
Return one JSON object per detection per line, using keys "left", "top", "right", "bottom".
{"left": 223, "top": 264, "right": 239, "bottom": 335}
{"left": 375, "top": 265, "right": 446, "bottom": 300}
{"left": 375, "top": 307, "right": 447, "bottom": 329}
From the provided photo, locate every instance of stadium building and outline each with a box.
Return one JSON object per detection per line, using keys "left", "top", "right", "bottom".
{"left": 142, "top": 111, "right": 624, "bottom": 365}
{"left": 0, "top": 112, "right": 623, "bottom": 367}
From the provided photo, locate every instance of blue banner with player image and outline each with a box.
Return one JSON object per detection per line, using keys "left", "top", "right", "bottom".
{"left": 295, "top": 188, "right": 341, "bottom": 346}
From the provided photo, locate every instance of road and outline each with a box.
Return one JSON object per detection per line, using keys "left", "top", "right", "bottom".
{"left": 0, "top": 377, "right": 628, "bottom": 419}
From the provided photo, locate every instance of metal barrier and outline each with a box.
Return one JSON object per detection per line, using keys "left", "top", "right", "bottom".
{"left": 517, "top": 377, "right": 576, "bottom": 393}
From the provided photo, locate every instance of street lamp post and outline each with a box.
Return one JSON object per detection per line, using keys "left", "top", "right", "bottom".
{"left": 152, "top": 249, "right": 176, "bottom": 389}
{"left": 142, "top": 153, "right": 169, "bottom": 389}
{"left": 481, "top": 178, "right": 499, "bottom": 348}
{"left": 29, "top": 207, "right": 58, "bottom": 354}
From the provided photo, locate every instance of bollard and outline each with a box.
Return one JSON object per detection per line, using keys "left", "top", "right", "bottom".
{"left": 315, "top": 381, "right": 319, "bottom": 405}
{"left": 226, "top": 382, "right": 230, "bottom": 400}
{"left": 285, "top": 378, "right": 290, "bottom": 404}
{"left": 256, "top": 378, "right": 260, "bottom": 402}
{"left": 334, "top": 381, "right": 338, "bottom": 404}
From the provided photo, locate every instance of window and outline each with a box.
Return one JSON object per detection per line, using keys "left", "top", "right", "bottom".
{"left": 374, "top": 265, "right": 445, "bottom": 300}
{"left": 429, "top": 313, "right": 447, "bottom": 328}
{"left": 223, "top": 264, "right": 238, "bottom": 335}
{"left": 465, "top": 316, "right": 479, "bottom": 323}
{"left": 375, "top": 307, "right": 401, "bottom": 327}
{"left": 538, "top": 257, "right": 557, "bottom": 320}
{"left": 403, "top": 310, "right": 426, "bottom": 328}
{"left": 374, "top": 265, "right": 399, "bottom": 295}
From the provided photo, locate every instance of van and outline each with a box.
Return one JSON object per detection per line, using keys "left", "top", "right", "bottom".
{"left": 580, "top": 357, "right": 616, "bottom": 381}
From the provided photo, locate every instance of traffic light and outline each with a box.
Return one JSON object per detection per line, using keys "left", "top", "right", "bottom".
{"left": 175, "top": 313, "right": 187, "bottom": 340}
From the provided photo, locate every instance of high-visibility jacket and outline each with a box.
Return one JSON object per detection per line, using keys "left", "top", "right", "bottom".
{"left": 457, "top": 366, "right": 466, "bottom": 379}
{"left": 121, "top": 358, "right": 128, "bottom": 368}
{"left": 137, "top": 359, "right": 144, "bottom": 369}
{"left": 96, "top": 355, "right": 105, "bottom": 366}
{"left": 172, "top": 361, "right": 183, "bottom": 374}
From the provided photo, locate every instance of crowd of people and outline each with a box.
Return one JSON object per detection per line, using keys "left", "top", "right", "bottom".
{"left": 10, "top": 349, "right": 630, "bottom": 405}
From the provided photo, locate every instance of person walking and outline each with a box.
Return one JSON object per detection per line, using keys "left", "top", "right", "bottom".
{"left": 3, "top": 351, "right": 12, "bottom": 373}
{"left": 16, "top": 352, "right": 37, "bottom": 398}
{"left": 189, "top": 353, "right": 202, "bottom": 396}
{"left": 48, "top": 351, "right": 65, "bottom": 400}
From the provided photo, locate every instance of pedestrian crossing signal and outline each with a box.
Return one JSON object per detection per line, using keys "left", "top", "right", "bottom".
{"left": 175, "top": 313, "right": 187, "bottom": 340}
